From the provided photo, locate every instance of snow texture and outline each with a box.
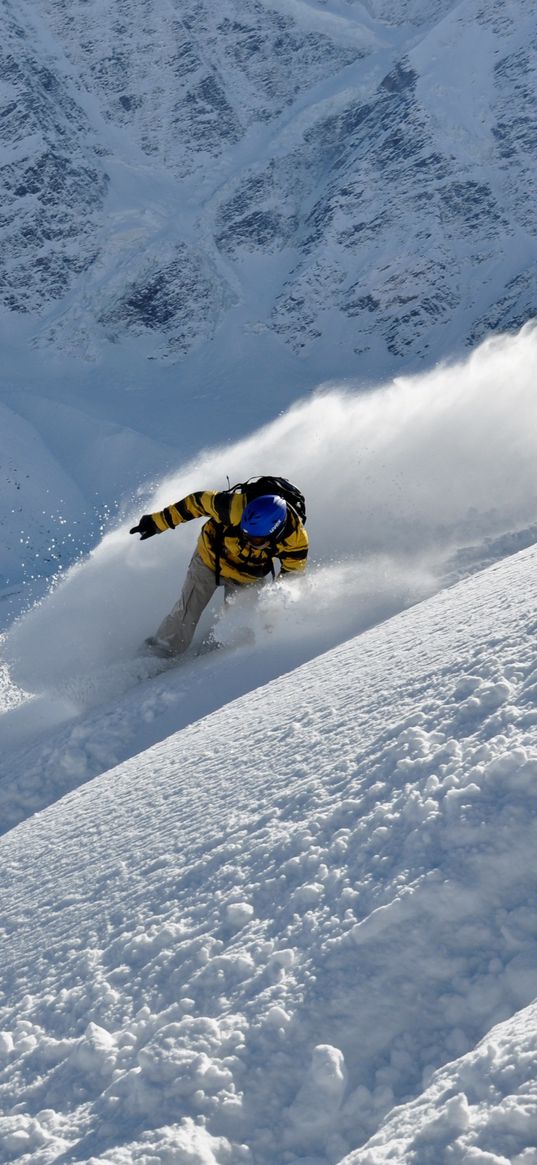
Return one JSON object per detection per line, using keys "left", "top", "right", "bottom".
{"left": 2, "top": 537, "right": 537, "bottom": 1164}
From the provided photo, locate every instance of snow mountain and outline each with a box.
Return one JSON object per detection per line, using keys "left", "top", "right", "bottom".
{"left": 2, "top": 0, "right": 537, "bottom": 379}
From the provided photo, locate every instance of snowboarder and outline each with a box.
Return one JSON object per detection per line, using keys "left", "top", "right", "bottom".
{"left": 130, "top": 482, "right": 308, "bottom": 658}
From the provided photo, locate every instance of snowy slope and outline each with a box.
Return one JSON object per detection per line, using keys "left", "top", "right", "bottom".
{"left": 1, "top": 542, "right": 537, "bottom": 1165}
{"left": 2, "top": 8, "right": 537, "bottom": 1157}
{"left": 344, "top": 1001, "right": 537, "bottom": 1163}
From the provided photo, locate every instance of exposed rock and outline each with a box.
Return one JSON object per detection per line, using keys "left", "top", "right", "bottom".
{"left": 0, "top": 0, "right": 536, "bottom": 368}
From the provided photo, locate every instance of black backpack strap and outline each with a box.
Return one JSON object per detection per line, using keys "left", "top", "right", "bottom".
{"left": 213, "top": 488, "right": 239, "bottom": 585}
{"left": 214, "top": 522, "right": 224, "bottom": 586}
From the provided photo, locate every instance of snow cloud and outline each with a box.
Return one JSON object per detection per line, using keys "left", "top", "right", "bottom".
{"left": 5, "top": 324, "right": 537, "bottom": 696}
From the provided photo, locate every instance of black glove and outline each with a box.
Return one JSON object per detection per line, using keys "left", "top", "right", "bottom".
{"left": 129, "top": 514, "right": 159, "bottom": 540}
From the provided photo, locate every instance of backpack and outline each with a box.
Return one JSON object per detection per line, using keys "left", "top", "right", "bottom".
{"left": 213, "top": 475, "right": 306, "bottom": 585}
{"left": 228, "top": 475, "right": 307, "bottom": 524}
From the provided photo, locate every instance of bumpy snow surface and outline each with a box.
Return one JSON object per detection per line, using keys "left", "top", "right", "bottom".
{"left": 2, "top": 529, "right": 537, "bottom": 1163}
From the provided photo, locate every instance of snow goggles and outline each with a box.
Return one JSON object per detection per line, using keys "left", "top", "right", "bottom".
{"left": 244, "top": 534, "right": 271, "bottom": 547}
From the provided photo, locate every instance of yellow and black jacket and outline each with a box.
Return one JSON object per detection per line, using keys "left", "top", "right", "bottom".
{"left": 150, "top": 489, "right": 308, "bottom": 584}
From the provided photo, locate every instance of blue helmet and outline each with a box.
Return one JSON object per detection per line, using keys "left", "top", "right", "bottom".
{"left": 240, "top": 494, "right": 287, "bottom": 540}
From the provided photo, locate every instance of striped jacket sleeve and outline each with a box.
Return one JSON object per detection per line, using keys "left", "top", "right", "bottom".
{"left": 150, "top": 490, "right": 222, "bottom": 532}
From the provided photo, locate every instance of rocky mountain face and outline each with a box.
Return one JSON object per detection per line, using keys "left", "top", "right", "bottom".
{"left": 2, "top": 0, "right": 536, "bottom": 374}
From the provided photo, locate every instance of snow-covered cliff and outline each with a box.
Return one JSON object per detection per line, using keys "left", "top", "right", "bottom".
{"left": 2, "top": 0, "right": 537, "bottom": 372}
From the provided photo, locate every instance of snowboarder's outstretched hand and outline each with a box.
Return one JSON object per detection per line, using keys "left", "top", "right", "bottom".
{"left": 130, "top": 514, "right": 159, "bottom": 540}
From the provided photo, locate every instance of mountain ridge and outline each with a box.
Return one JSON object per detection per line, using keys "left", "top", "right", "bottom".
{"left": 1, "top": 0, "right": 536, "bottom": 373}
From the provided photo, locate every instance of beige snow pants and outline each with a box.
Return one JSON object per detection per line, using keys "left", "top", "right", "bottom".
{"left": 155, "top": 551, "right": 250, "bottom": 656}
